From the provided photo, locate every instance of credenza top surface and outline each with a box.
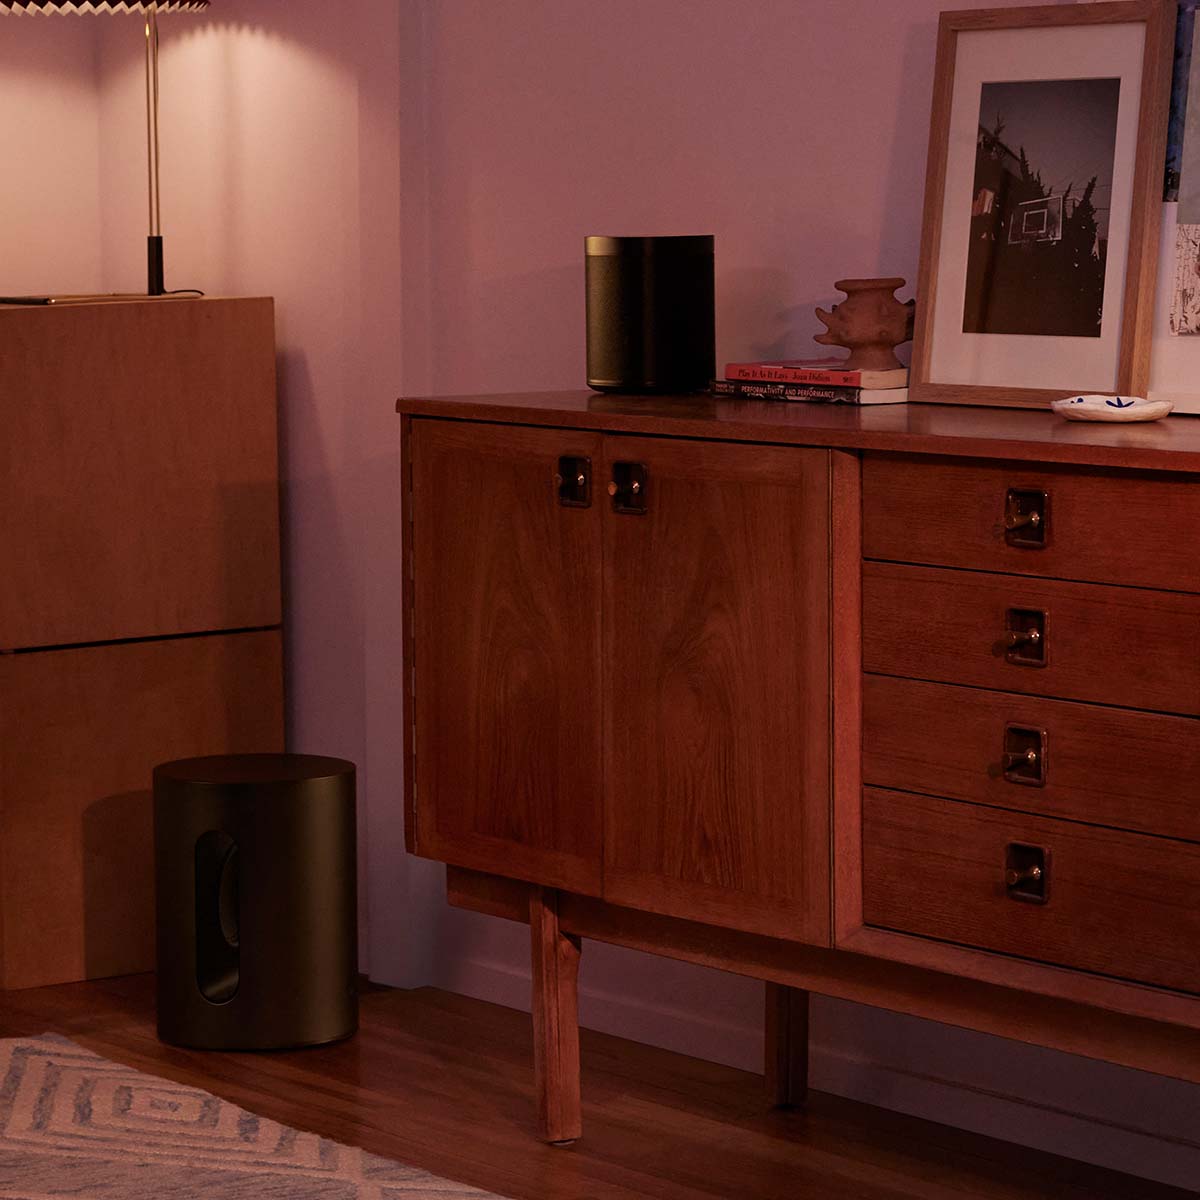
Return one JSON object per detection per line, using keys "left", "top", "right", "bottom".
{"left": 397, "top": 391, "right": 1200, "bottom": 472}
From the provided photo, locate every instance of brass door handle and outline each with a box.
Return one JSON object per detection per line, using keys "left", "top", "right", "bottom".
{"left": 609, "top": 462, "right": 647, "bottom": 514}
{"left": 1005, "top": 864, "right": 1043, "bottom": 887}
{"left": 555, "top": 456, "right": 591, "bottom": 508}
{"left": 1006, "top": 628, "right": 1041, "bottom": 647}
{"left": 1004, "top": 748, "right": 1039, "bottom": 768}
{"left": 1001, "top": 725, "right": 1047, "bottom": 786}
{"left": 1004, "top": 608, "right": 1047, "bottom": 666}
{"left": 1005, "top": 510, "right": 1042, "bottom": 531}
{"left": 1004, "top": 843, "right": 1049, "bottom": 903}
{"left": 1004, "top": 488, "right": 1048, "bottom": 548}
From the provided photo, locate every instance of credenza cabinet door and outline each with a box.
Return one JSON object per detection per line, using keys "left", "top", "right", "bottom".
{"left": 408, "top": 420, "right": 604, "bottom": 895}
{"left": 601, "top": 438, "right": 831, "bottom": 942}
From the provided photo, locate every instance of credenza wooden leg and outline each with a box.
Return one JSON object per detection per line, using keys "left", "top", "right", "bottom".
{"left": 530, "top": 887, "right": 583, "bottom": 1144}
{"left": 765, "top": 982, "right": 810, "bottom": 1108}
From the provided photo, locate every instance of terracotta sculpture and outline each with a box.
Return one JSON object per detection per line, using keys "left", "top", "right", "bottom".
{"left": 814, "top": 277, "right": 915, "bottom": 371}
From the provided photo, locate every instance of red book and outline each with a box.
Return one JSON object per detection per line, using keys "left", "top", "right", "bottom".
{"left": 724, "top": 357, "right": 908, "bottom": 389}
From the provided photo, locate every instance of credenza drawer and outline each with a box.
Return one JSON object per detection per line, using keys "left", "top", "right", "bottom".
{"left": 862, "top": 562, "right": 1200, "bottom": 715}
{"left": 862, "top": 676, "right": 1200, "bottom": 840}
{"left": 862, "top": 454, "right": 1200, "bottom": 592}
{"left": 862, "top": 788, "right": 1200, "bottom": 994}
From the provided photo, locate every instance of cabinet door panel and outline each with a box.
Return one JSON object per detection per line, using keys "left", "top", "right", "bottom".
{"left": 0, "top": 299, "right": 280, "bottom": 649}
{"left": 602, "top": 437, "right": 830, "bottom": 942}
{"left": 409, "top": 420, "right": 603, "bottom": 894}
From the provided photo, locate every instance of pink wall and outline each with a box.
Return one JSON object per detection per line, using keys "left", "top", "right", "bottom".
{"left": 0, "top": 18, "right": 102, "bottom": 296}
{"left": 91, "top": 0, "right": 429, "bottom": 978}
{"left": 3, "top": 0, "right": 1198, "bottom": 1187}
{"left": 403, "top": 0, "right": 954, "bottom": 394}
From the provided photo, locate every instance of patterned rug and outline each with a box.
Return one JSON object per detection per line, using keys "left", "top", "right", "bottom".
{"left": 0, "top": 1034, "right": 505, "bottom": 1198}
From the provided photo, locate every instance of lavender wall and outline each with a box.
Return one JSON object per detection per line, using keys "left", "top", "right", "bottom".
{"left": 2, "top": 0, "right": 1198, "bottom": 1187}
{"left": 0, "top": 18, "right": 102, "bottom": 296}
{"left": 404, "top": 0, "right": 944, "bottom": 394}
{"left": 90, "top": 0, "right": 435, "bottom": 979}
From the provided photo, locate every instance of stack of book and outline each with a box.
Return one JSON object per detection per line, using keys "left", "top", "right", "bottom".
{"left": 711, "top": 358, "right": 908, "bottom": 404}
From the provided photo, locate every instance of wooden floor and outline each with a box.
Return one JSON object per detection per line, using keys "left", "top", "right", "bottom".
{"left": 0, "top": 977, "right": 1186, "bottom": 1199}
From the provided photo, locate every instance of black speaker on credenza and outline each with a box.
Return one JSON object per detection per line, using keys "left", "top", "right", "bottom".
{"left": 585, "top": 235, "right": 714, "bottom": 393}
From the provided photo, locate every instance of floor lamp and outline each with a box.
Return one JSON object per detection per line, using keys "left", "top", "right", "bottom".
{"left": 1, "top": 0, "right": 210, "bottom": 296}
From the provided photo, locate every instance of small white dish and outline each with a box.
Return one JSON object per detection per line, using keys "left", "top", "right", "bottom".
{"left": 1050, "top": 394, "right": 1173, "bottom": 422}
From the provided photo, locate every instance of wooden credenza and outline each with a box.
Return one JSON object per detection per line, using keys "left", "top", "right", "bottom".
{"left": 0, "top": 297, "right": 284, "bottom": 990}
{"left": 397, "top": 390, "right": 1200, "bottom": 1142}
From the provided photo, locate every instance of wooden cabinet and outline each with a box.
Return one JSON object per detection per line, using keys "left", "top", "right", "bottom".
{"left": 0, "top": 298, "right": 284, "bottom": 990}
{"left": 398, "top": 392, "right": 1200, "bottom": 1145}
{"left": 407, "top": 420, "right": 831, "bottom": 938}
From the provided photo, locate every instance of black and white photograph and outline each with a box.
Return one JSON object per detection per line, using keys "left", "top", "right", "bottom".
{"left": 963, "top": 77, "right": 1121, "bottom": 338}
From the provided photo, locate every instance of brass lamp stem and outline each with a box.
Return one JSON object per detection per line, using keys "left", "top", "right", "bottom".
{"left": 145, "top": 2, "right": 164, "bottom": 293}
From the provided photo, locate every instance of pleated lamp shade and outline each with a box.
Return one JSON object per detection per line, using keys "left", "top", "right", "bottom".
{"left": 0, "top": 2, "right": 209, "bottom": 11}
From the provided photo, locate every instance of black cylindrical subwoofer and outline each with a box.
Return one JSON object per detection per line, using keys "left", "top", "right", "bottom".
{"left": 153, "top": 753, "right": 358, "bottom": 1051}
{"left": 585, "top": 234, "right": 714, "bottom": 393}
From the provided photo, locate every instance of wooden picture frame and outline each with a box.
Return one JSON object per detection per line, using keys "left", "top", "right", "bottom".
{"left": 909, "top": 1, "right": 1175, "bottom": 408}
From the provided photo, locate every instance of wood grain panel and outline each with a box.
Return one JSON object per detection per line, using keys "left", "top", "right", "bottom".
{"left": 0, "top": 629, "right": 284, "bottom": 990}
{"left": 862, "top": 455, "right": 1200, "bottom": 591}
{"left": 862, "top": 787, "right": 1200, "bottom": 995}
{"left": 409, "top": 420, "right": 604, "bottom": 895}
{"left": 448, "top": 865, "right": 1200, "bottom": 1045}
{"left": 1119, "top": 0, "right": 1177, "bottom": 398}
{"left": 529, "top": 889, "right": 582, "bottom": 1144}
{"left": 602, "top": 438, "right": 830, "bottom": 942}
{"left": 401, "top": 415, "right": 417, "bottom": 857}
{"left": 863, "top": 676, "right": 1200, "bottom": 840}
{"left": 0, "top": 298, "right": 281, "bottom": 649}
{"left": 862, "top": 562, "right": 1200, "bottom": 714}
{"left": 398, "top": 391, "right": 1200, "bottom": 473}
{"left": 446, "top": 865, "right": 533, "bottom": 922}
{"left": 831, "top": 451, "right": 864, "bottom": 945}
{"left": 557, "top": 890, "right": 1200, "bottom": 1070}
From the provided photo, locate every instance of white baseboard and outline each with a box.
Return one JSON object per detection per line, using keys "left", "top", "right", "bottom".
{"left": 429, "top": 953, "right": 1200, "bottom": 1192}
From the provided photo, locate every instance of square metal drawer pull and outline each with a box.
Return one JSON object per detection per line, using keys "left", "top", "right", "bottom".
{"left": 1004, "top": 488, "right": 1048, "bottom": 549}
{"left": 1004, "top": 608, "right": 1048, "bottom": 667}
{"left": 1002, "top": 725, "right": 1047, "bottom": 787}
{"left": 1005, "top": 843, "right": 1050, "bottom": 904}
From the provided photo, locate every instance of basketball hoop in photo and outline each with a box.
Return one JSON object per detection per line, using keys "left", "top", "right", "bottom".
{"left": 1008, "top": 194, "right": 1064, "bottom": 245}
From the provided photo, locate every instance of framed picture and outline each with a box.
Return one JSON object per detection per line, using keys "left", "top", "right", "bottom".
{"left": 910, "top": 1, "right": 1176, "bottom": 407}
